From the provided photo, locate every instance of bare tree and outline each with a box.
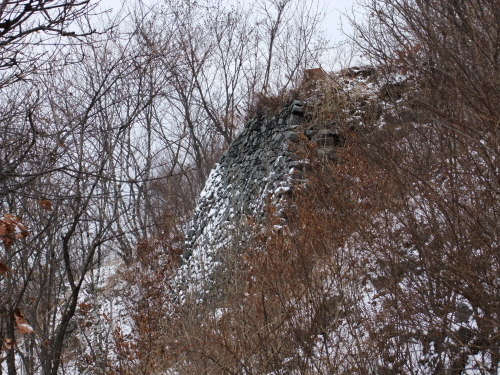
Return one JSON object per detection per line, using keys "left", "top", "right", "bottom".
{"left": 0, "top": 0, "right": 98, "bottom": 89}
{"left": 0, "top": 4, "right": 165, "bottom": 373}
{"left": 342, "top": 0, "right": 500, "bottom": 373}
{"left": 0, "top": 0, "right": 331, "bottom": 372}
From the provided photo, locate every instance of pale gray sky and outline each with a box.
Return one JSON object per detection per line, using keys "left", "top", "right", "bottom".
{"left": 322, "top": 0, "right": 357, "bottom": 41}
{"left": 96, "top": 0, "right": 358, "bottom": 41}
{"left": 95, "top": 0, "right": 361, "bottom": 69}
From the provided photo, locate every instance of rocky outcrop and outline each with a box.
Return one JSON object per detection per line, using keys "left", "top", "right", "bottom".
{"left": 176, "top": 100, "right": 324, "bottom": 297}
{"left": 179, "top": 100, "right": 304, "bottom": 273}
{"left": 176, "top": 96, "right": 348, "bottom": 299}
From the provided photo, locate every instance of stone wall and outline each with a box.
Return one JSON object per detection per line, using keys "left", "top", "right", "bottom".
{"left": 176, "top": 95, "right": 346, "bottom": 298}
{"left": 177, "top": 100, "right": 308, "bottom": 293}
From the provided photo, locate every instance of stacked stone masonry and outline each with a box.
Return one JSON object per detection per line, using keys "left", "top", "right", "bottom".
{"left": 178, "top": 99, "right": 343, "bottom": 296}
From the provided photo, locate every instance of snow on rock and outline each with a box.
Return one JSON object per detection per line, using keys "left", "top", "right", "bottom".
{"left": 177, "top": 101, "right": 308, "bottom": 299}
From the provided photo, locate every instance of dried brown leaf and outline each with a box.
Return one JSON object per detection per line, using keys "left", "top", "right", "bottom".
{"left": 17, "top": 323, "right": 34, "bottom": 334}
{"left": 0, "top": 214, "right": 29, "bottom": 248}
{"left": 14, "top": 309, "right": 34, "bottom": 334}
{"left": 38, "top": 200, "right": 52, "bottom": 210}
{"left": 0, "top": 263, "right": 8, "bottom": 275}
{"left": 3, "top": 337, "right": 12, "bottom": 350}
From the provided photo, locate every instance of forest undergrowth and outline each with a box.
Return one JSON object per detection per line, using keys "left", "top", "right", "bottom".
{"left": 2, "top": 0, "right": 500, "bottom": 374}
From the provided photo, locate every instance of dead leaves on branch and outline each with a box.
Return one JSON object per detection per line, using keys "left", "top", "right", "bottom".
{"left": 0, "top": 215, "right": 34, "bottom": 351}
{"left": 38, "top": 199, "right": 52, "bottom": 210}
{"left": 0, "top": 262, "right": 8, "bottom": 275}
{"left": 0, "top": 214, "right": 29, "bottom": 250}
{"left": 3, "top": 337, "right": 12, "bottom": 350}
{"left": 1, "top": 310, "right": 35, "bottom": 353}
{"left": 0, "top": 214, "right": 29, "bottom": 276}
{"left": 14, "top": 309, "right": 34, "bottom": 334}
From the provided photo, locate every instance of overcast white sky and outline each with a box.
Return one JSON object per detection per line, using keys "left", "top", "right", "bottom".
{"left": 96, "top": 0, "right": 358, "bottom": 41}
{"left": 94, "top": 0, "right": 361, "bottom": 69}
{"left": 321, "top": 0, "right": 357, "bottom": 41}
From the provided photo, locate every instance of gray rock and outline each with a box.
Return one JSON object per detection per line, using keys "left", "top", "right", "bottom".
{"left": 291, "top": 100, "right": 305, "bottom": 116}
{"left": 179, "top": 99, "right": 344, "bottom": 296}
{"left": 285, "top": 131, "right": 301, "bottom": 143}
{"left": 455, "top": 302, "right": 473, "bottom": 323}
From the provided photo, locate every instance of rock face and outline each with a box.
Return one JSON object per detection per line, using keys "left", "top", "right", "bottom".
{"left": 177, "top": 69, "right": 379, "bottom": 299}
{"left": 178, "top": 100, "right": 308, "bottom": 295}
